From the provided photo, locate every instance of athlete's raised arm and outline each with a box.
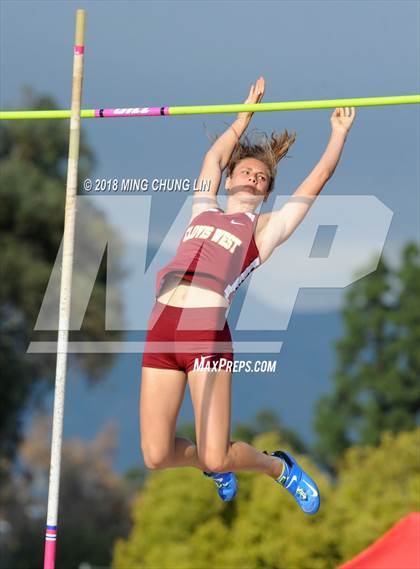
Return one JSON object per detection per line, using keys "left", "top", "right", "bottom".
{"left": 191, "top": 77, "right": 265, "bottom": 218}
{"left": 257, "top": 107, "right": 356, "bottom": 262}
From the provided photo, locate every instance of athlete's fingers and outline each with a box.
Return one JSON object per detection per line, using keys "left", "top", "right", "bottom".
{"left": 244, "top": 83, "right": 254, "bottom": 104}
{"left": 257, "top": 76, "right": 265, "bottom": 96}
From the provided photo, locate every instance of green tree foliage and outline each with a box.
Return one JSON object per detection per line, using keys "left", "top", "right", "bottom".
{"left": 113, "top": 428, "right": 419, "bottom": 569}
{"left": 113, "top": 431, "right": 331, "bottom": 569}
{"left": 0, "top": 90, "right": 124, "bottom": 465}
{"left": 326, "top": 428, "right": 420, "bottom": 564}
{"left": 314, "top": 244, "right": 420, "bottom": 471}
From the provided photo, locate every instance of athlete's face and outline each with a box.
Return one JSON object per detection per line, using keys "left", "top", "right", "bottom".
{"left": 225, "top": 158, "right": 271, "bottom": 203}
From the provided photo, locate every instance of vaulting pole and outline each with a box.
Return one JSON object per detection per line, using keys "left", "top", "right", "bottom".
{"left": 43, "top": 9, "right": 85, "bottom": 569}
{"left": 1, "top": 94, "right": 419, "bottom": 120}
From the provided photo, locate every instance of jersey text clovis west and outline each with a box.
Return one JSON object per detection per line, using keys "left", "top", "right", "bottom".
{"left": 183, "top": 224, "right": 242, "bottom": 253}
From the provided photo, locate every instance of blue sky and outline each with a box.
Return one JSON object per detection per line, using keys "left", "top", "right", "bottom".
{"left": 2, "top": 0, "right": 418, "bottom": 315}
{"left": 1, "top": 1, "right": 419, "bottom": 470}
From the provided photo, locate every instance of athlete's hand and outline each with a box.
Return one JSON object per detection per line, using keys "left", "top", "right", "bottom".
{"left": 237, "top": 76, "right": 265, "bottom": 123}
{"left": 330, "top": 107, "right": 356, "bottom": 136}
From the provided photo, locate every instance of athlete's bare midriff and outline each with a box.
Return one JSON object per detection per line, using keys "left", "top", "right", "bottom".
{"left": 156, "top": 273, "right": 229, "bottom": 308}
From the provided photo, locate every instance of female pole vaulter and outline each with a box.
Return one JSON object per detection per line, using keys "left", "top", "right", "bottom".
{"left": 140, "top": 77, "right": 356, "bottom": 514}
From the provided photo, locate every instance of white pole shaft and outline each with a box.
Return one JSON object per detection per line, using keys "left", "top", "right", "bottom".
{"left": 43, "top": 10, "right": 85, "bottom": 569}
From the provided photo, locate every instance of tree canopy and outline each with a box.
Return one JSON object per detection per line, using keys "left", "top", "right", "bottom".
{"left": 113, "top": 428, "right": 419, "bottom": 569}
{"left": 314, "top": 243, "right": 420, "bottom": 471}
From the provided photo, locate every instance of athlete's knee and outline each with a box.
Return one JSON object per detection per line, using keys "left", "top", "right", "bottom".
{"left": 141, "top": 444, "right": 173, "bottom": 470}
{"left": 198, "top": 448, "right": 229, "bottom": 473}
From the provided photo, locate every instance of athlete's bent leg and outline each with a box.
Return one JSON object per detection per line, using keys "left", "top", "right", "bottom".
{"left": 140, "top": 366, "right": 203, "bottom": 470}
{"left": 187, "top": 368, "right": 284, "bottom": 480}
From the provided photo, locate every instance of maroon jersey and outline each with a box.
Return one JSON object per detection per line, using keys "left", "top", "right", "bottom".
{"left": 155, "top": 208, "right": 261, "bottom": 303}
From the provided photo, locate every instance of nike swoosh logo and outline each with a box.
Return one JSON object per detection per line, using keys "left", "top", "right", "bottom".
{"left": 301, "top": 479, "right": 319, "bottom": 497}
{"left": 214, "top": 477, "right": 230, "bottom": 487}
{"left": 286, "top": 475, "right": 298, "bottom": 489}
{"left": 231, "top": 220, "right": 244, "bottom": 225}
{"left": 200, "top": 355, "right": 214, "bottom": 362}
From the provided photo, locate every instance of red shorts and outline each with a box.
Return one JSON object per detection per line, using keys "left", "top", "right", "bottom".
{"left": 142, "top": 301, "right": 234, "bottom": 373}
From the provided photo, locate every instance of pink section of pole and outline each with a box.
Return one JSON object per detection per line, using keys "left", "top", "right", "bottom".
{"left": 44, "top": 527, "right": 57, "bottom": 569}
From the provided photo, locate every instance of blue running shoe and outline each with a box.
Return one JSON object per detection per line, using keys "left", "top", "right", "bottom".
{"left": 203, "top": 471, "right": 237, "bottom": 502}
{"left": 264, "top": 450, "right": 320, "bottom": 515}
